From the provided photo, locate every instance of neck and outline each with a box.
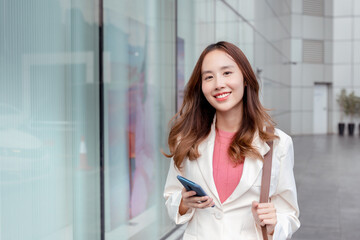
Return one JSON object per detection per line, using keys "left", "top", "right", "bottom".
{"left": 215, "top": 107, "right": 243, "bottom": 133}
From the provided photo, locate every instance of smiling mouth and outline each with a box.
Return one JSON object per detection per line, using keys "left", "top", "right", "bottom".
{"left": 214, "top": 92, "right": 231, "bottom": 99}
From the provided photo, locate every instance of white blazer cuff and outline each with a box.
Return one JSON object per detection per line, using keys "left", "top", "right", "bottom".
{"left": 166, "top": 190, "right": 195, "bottom": 225}
{"left": 272, "top": 213, "right": 300, "bottom": 240}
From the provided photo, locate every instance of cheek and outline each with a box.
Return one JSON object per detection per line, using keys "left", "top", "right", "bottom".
{"left": 201, "top": 82, "right": 210, "bottom": 97}
{"left": 233, "top": 81, "right": 245, "bottom": 93}
{"left": 201, "top": 83, "right": 215, "bottom": 105}
{"left": 239, "top": 83, "right": 245, "bottom": 94}
{"left": 239, "top": 86, "right": 245, "bottom": 98}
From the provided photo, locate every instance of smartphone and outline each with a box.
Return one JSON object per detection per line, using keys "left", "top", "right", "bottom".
{"left": 177, "top": 175, "right": 215, "bottom": 207}
{"left": 177, "top": 175, "right": 208, "bottom": 197}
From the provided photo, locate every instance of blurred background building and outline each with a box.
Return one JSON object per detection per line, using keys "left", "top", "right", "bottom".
{"left": 0, "top": 0, "right": 359, "bottom": 239}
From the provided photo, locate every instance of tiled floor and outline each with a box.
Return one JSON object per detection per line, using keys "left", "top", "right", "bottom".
{"left": 292, "top": 134, "right": 360, "bottom": 240}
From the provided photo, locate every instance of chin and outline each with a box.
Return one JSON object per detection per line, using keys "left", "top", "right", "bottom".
{"left": 213, "top": 106, "right": 233, "bottom": 113}
{"left": 211, "top": 103, "right": 242, "bottom": 114}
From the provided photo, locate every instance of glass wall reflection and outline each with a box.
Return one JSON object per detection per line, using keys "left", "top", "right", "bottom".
{"left": 0, "top": 0, "right": 101, "bottom": 239}
{"left": 103, "top": 0, "right": 175, "bottom": 239}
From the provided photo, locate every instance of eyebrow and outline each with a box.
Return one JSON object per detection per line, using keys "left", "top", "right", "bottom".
{"left": 201, "top": 65, "right": 235, "bottom": 75}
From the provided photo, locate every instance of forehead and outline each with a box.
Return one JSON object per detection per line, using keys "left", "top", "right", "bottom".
{"left": 201, "top": 49, "right": 237, "bottom": 70}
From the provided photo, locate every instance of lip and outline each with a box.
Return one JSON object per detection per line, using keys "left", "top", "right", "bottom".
{"left": 214, "top": 92, "right": 231, "bottom": 101}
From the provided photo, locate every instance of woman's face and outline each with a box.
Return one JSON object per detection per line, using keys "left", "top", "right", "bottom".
{"left": 201, "top": 49, "right": 245, "bottom": 116}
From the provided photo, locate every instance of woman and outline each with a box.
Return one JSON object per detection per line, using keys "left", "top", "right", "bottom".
{"left": 163, "top": 41, "right": 300, "bottom": 239}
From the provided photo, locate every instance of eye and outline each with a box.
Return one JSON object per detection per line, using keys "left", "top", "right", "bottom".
{"left": 224, "top": 71, "right": 232, "bottom": 76}
{"left": 204, "top": 75, "right": 213, "bottom": 80}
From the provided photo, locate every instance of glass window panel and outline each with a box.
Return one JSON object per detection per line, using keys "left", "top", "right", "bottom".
{"left": 103, "top": 0, "right": 175, "bottom": 239}
{"left": 0, "top": 1, "right": 101, "bottom": 239}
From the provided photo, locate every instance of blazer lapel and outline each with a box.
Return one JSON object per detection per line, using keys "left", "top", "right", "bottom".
{"left": 224, "top": 131, "right": 271, "bottom": 205}
{"left": 196, "top": 117, "right": 221, "bottom": 205}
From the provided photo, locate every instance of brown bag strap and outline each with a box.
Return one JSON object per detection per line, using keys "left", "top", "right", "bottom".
{"left": 260, "top": 127, "right": 274, "bottom": 240}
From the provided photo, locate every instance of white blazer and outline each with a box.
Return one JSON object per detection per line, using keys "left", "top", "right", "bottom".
{"left": 164, "top": 121, "right": 300, "bottom": 240}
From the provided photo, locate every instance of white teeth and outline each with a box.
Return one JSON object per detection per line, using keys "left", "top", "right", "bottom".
{"left": 215, "top": 93, "right": 230, "bottom": 98}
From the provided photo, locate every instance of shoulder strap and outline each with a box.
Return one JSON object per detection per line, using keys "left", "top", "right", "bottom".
{"left": 260, "top": 127, "right": 274, "bottom": 240}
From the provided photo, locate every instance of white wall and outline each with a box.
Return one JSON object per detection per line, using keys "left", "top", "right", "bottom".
{"left": 327, "top": 0, "right": 360, "bottom": 132}
{"left": 288, "top": 0, "right": 360, "bottom": 135}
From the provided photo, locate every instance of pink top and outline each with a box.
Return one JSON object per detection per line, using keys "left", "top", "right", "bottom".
{"left": 213, "top": 128, "right": 244, "bottom": 203}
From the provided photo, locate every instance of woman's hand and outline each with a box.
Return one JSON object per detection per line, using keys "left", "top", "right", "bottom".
{"left": 179, "top": 188, "right": 215, "bottom": 215}
{"left": 251, "top": 201, "right": 277, "bottom": 235}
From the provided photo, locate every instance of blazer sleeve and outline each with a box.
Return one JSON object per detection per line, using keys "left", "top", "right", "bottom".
{"left": 255, "top": 135, "right": 300, "bottom": 240}
{"left": 163, "top": 159, "right": 196, "bottom": 225}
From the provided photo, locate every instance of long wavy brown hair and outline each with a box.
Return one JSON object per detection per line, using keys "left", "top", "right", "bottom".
{"left": 164, "top": 41, "right": 278, "bottom": 170}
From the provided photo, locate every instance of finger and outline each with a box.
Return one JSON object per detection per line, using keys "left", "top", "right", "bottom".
{"left": 183, "top": 196, "right": 207, "bottom": 204}
{"left": 188, "top": 196, "right": 209, "bottom": 203}
{"left": 256, "top": 207, "right": 276, "bottom": 215}
{"left": 259, "top": 212, "right": 277, "bottom": 221}
{"left": 183, "top": 190, "right": 197, "bottom": 198}
{"left": 262, "top": 218, "right": 277, "bottom": 225}
{"left": 185, "top": 199, "right": 207, "bottom": 209}
{"left": 205, "top": 200, "right": 215, "bottom": 208}
{"left": 200, "top": 199, "right": 215, "bottom": 208}
{"left": 181, "top": 188, "right": 187, "bottom": 195}
{"left": 196, "top": 197, "right": 213, "bottom": 209}
{"left": 184, "top": 197, "right": 208, "bottom": 207}
{"left": 257, "top": 202, "right": 274, "bottom": 209}
{"left": 185, "top": 201, "right": 202, "bottom": 208}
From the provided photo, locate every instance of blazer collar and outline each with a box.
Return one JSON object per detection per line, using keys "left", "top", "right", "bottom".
{"left": 196, "top": 115, "right": 270, "bottom": 206}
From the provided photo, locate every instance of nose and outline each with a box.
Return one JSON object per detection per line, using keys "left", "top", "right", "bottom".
{"left": 214, "top": 75, "right": 226, "bottom": 90}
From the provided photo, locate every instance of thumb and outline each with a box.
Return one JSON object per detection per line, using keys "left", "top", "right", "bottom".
{"left": 252, "top": 201, "right": 259, "bottom": 209}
